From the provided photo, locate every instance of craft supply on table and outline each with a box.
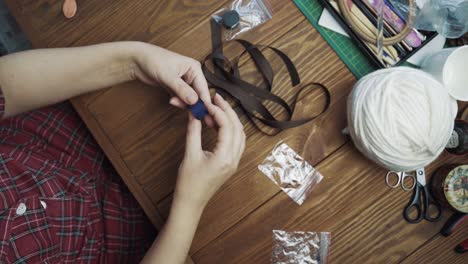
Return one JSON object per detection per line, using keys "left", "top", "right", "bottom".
{"left": 441, "top": 212, "right": 467, "bottom": 237}
{"left": 359, "top": 0, "right": 422, "bottom": 47}
{"left": 461, "top": 105, "right": 468, "bottom": 121}
{"left": 390, "top": 0, "right": 468, "bottom": 39}
{"left": 258, "top": 142, "right": 324, "bottom": 205}
{"left": 421, "top": 45, "right": 468, "bottom": 101}
{"left": 211, "top": 0, "right": 273, "bottom": 41}
{"left": 189, "top": 99, "right": 209, "bottom": 120}
{"left": 347, "top": 67, "right": 457, "bottom": 172}
{"left": 403, "top": 168, "right": 442, "bottom": 223}
{"left": 446, "top": 120, "right": 468, "bottom": 156}
{"left": 440, "top": 212, "right": 468, "bottom": 254}
{"left": 352, "top": 0, "right": 407, "bottom": 55}
{"left": 385, "top": 171, "right": 415, "bottom": 191}
{"left": 430, "top": 164, "right": 468, "bottom": 214}
{"left": 317, "top": 5, "right": 447, "bottom": 66}
{"left": 426, "top": 164, "right": 468, "bottom": 252}
{"left": 456, "top": 239, "right": 468, "bottom": 254}
{"left": 294, "top": 0, "right": 376, "bottom": 78}
{"left": 447, "top": 32, "right": 468, "bottom": 47}
{"left": 337, "top": 0, "right": 401, "bottom": 63}
{"left": 402, "top": 34, "right": 445, "bottom": 66}
{"left": 336, "top": 0, "right": 415, "bottom": 46}
{"left": 204, "top": 11, "right": 331, "bottom": 135}
{"left": 271, "top": 230, "right": 331, "bottom": 264}
{"left": 221, "top": 10, "right": 241, "bottom": 29}
{"left": 320, "top": 0, "right": 438, "bottom": 68}
{"left": 62, "top": 0, "right": 77, "bottom": 19}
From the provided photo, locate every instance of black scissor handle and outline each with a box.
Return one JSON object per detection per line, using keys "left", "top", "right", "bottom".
{"left": 404, "top": 184, "right": 423, "bottom": 223}
{"left": 422, "top": 186, "right": 442, "bottom": 222}
{"left": 441, "top": 212, "right": 467, "bottom": 237}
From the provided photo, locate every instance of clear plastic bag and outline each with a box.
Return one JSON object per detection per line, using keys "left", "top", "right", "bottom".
{"left": 212, "top": 0, "right": 273, "bottom": 41}
{"left": 258, "top": 142, "right": 324, "bottom": 205}
{"left": 271, "top": 230, "right": 331, "bottom": 264}
{"left": 391, "top": 0, "right": 468, "bottom": 38}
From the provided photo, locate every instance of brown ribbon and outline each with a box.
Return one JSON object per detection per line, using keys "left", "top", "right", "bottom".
{"left": 202, "top": 18, "right": 331, "bottom": 135}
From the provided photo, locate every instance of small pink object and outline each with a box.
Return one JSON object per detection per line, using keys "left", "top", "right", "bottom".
{"left": 63, "top": 0, "right": 77, "bottom": 19}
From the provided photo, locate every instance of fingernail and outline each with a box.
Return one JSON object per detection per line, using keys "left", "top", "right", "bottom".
{"left": 169, "top": 98, "right": 177, "bottom": 106}
{"left": 186, "top": 93, "right": 198, "bottom": 105}
{"left": 215, "top": 93, "right": 223, "bottom": 100}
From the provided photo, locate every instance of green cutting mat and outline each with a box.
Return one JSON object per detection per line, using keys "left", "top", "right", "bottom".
{"left": 294, "top": 0, "right": 377, "bottom": 78}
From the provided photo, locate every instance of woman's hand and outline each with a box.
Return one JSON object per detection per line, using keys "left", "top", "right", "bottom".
{"left": 174, "top": 93, "right": 246, "bottom": 210}
{"left": 130, "top": 42, "right": 214, "bottom": 125}
{"left": 141, "top": 94, "right": 245, "bottom": 264}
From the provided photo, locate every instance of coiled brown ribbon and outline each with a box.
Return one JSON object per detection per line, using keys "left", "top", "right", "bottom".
{"left": 202, "top": 18, "right": 331, "bottom": 135}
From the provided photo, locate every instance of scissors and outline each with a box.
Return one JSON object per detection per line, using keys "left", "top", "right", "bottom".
{"left": 403, "top": 168, "right": 442, "bottom": 223}
{"left": 385, "top": 171, "right": 416, "bottom": 191}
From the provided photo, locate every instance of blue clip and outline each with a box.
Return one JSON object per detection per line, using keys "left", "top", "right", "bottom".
{"left": 189, "top": 99, "right": 208, "bottom": 120}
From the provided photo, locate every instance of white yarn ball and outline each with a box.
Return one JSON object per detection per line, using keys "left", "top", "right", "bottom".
{"left": 347, "top": 67, "right": 457, "bottom": 172}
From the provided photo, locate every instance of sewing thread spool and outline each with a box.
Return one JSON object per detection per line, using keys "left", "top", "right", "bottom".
{"left": 347, "top": 67, "right": 457, "bottom": 172}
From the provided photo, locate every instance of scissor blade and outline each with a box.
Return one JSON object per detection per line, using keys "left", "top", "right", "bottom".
{"left": 416, "top": 168, "right": 426, "bottom": 186}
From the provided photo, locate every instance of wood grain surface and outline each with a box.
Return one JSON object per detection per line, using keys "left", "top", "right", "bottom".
{"left": 5, "top": 0, "right": 467, "bottom": 263}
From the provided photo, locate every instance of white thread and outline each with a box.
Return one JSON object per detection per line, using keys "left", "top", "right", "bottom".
{"left": 347, "top": 67, "right": 457, "bottom": 172}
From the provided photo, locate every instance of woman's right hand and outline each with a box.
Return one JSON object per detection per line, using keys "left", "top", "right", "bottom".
{"left": 174, "top": 93, "right": 246, "bottom": 210}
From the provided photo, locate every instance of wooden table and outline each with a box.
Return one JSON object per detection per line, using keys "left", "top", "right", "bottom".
{"left": 6, "top": 0, "right": 467, "bottom": 263}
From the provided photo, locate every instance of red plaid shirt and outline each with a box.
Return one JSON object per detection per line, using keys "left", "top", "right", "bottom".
{"left": 0, "top": 90, "right": 155, "bottom": 263}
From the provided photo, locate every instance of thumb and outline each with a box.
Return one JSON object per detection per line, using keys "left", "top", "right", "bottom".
{"left": 167, "top": 78, "right": 199, "bottom": 105}
{"left": 185, "top": 113, "right": 202, "bottom": 155}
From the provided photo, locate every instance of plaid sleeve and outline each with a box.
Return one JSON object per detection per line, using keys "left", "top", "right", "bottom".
{"left": 0, "top": 85, "right": 4, "bottom": 119}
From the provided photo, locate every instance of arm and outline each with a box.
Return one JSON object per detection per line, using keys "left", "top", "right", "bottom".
{"left": 141, "top": 94, "right": 246, "bottom": 264}
{"left": 142, "top": 196, "right": 203, "bottom": 264}
{"left": 0, "top": 41, "right": 245, "bottom": 262}
{"left": 0, "top": 42, "right": 213, "bottom": 119}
